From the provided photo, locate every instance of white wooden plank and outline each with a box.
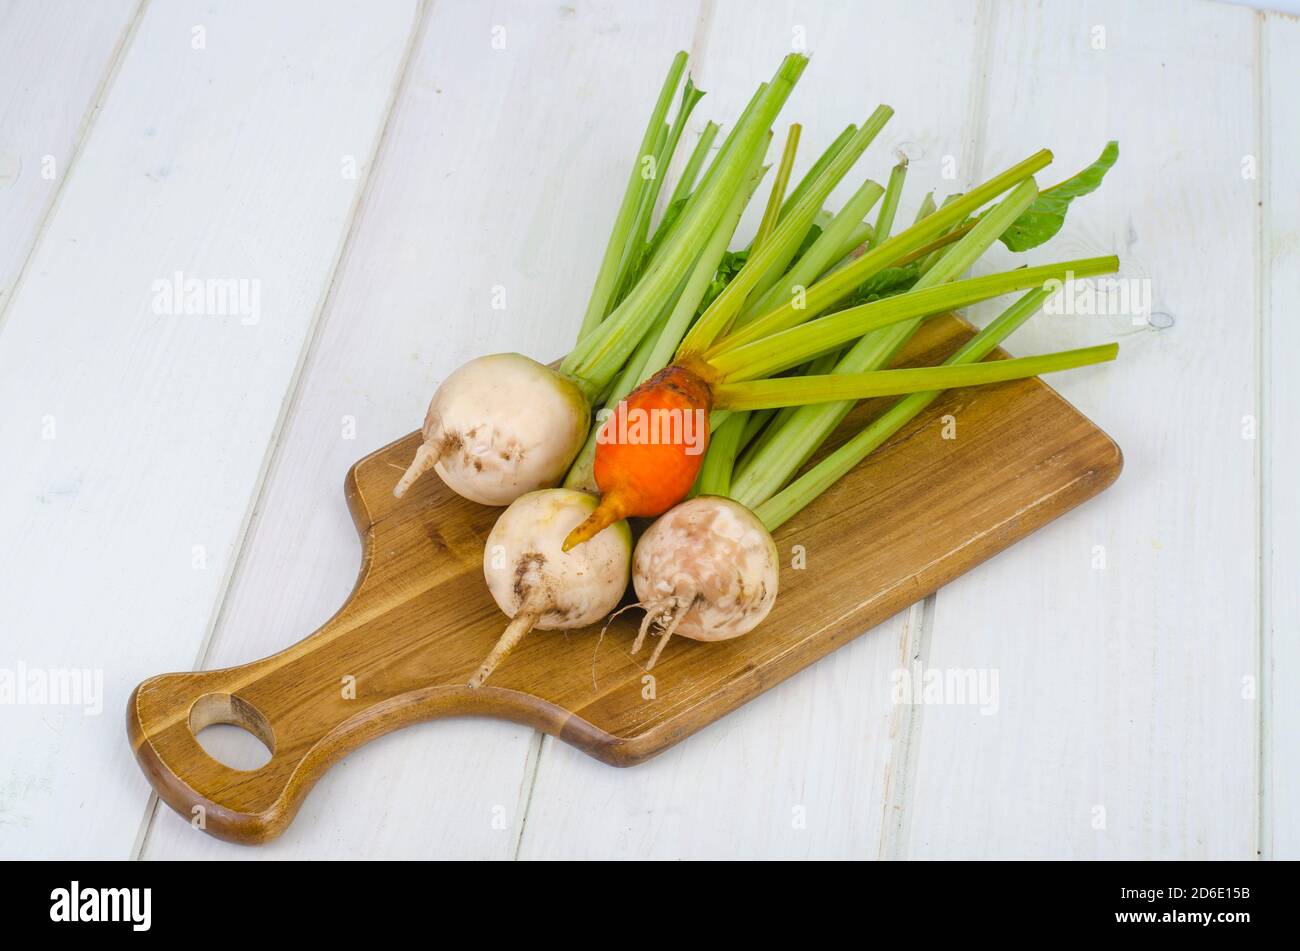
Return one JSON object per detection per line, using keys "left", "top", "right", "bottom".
{"left": 141, "top": 0, "right": 705, "bottom": 859}
{"left": 0, "top": 0, "right": 419, "bottom": 858}
{"left": 517, "top": 608, "right": 927, "bottom": 860}
{"left": 1261, "top": 9, "right": 1300, "bottom": 860}
{"left": 896, "top": 0, "right": 1260, "bottom": 858}
{"left": 0, "top": 0, "right": 139, "bottom": 311}
{"left": 517, "top": 0, "right": 988, "bottom": 859}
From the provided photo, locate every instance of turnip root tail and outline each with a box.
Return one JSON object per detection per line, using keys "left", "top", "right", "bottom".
{"left": 592, "top": 602, "right": 646, "bottom": 690}
{"left": 468, "top": 605, "right": 541, "bottom": 688}
{"left": 631, "top": 598, "right": 688, "bottom": 671}
{"left": 647, "top": 607, "right": 686, "bottom": 670}
{"left": 631, "top": 602, "right": 665, "bottom": 655}
{"left": 562, "top": 495, "right": 627, "bottom": 552}
{"left": 393, "top": 436, "right": 445, "bottom": 499}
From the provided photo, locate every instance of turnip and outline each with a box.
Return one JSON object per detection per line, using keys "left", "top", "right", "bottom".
{"left": 392, "top": 353, "right": 589, "bottom": 505}
{"left": 630, "top": 496, "right": 779, "bottom": 669}
{"left": 469, "top": 489, "right": 631, "bottom": 688}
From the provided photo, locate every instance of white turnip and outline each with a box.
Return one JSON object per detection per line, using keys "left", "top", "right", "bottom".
{"left": 630, "top": 496, "right": 779, "bottom": 669}
{"left": 393, "top": 353, "right": 590, "bottom": 506}
{"left": 470, "top": 488, "right": 631, "bottom": 687}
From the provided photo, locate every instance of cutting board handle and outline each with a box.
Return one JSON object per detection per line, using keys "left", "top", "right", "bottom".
{"left": 125, "top": 637, "right": 547, "bottom": 844}
{"left": 127, "top": 665, "right": 286, "bottom": 841}
{"left": 124, "top": 464, "right": 442, "bottom": 843}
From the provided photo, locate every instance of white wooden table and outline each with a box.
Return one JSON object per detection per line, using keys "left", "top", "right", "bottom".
{"left": 1, "top": 0, "right": 1295, "bottom": 860}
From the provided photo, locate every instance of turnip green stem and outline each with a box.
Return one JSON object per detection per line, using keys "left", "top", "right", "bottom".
{"left": 640, "top": 154, "right": 770, "bottom": 381}
{"left": 741, "top": 177, "right": 884, "bottom": 322}
{"left": 779, "top": 123, "right": 857, "bottom": 221}
{"left": 915, "top": 193, "right": 967, "bottom": 272}
{"left": 644, "top": 121, "right": 719, "bottom": 258}
{"left": 608, "top": 121, "right": 669, "bottom": 303}
{"left": 640, "top": 120, "right": 724, "bottom": 286}
{"left": 753, "top": 287, "right": 1054, "bottom": 530}
{"left": 716, "top": 179, "right": 1048, "bottom": 382}
{"left": 742, "top": 106, "right": 894, "bottom": 320}
{"left": 562, "top": 54, "right": 808, "bottom": 399}
{"left": 567, "top": 84, "right": 768, "bottom": 368}
{"left": 726, "top": 177, "right": 1049, "bottom": 507}
{"left": 900, "top": 218, "right": 969, "bottom": 268}
{"left": 713, "top": 341, "right": 1118, "bottom": 410}
{"left": 694, "top": 83, "right": 766, "bottom": 195}
{"left": 639, "top": 122, "right": 720, "bottom": 267}
{"left": 913, "top": 191, "right": 937, "bottom": 224}
{"left": 679, "top": 104, "right": 894, "bottom": 355}
{"left": 562, "top": 150, "right": 769, "bottom": 489}
{"left": 647, "top": 80, "right": 705, "bottom": 234}
{"left": 577, "top": 52, "right": 688, "bottom": 340}
{"left": 649, "top": 83, "right": 765, "bottom": 260}
{"left": 612, "top": 79, "right": 707, "bottom": 303}
{"left": 668, "top": 121, "right": 719, "bottom": 210}
{"left": 793, "top": 177, "right": 1042, "bottom": 380}
{"left": 740, "top": 407, "right": 777, "bottom": 449}
{"left": 734, "top": 348, "right": 841, "bottom": 483}
{"left": 711, "top": 253, "right": 1118, "bottom": 381}
{"left": 868, "top": 159, "right": 908, "bottom": 249}
{"left": 830, "top": 220, "right": 875, "bottom": 268}
{"left": 708, "top": 149, "right": 1053, "bottom": 356}
{"left": 696, "top": 412, "right": 747, "bottom": 496}
{"left": 752, "top": 124, "right": 802, "bottom": 251}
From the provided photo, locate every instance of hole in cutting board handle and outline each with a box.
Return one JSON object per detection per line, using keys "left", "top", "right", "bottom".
{"left": 189, "top": 693, "right": 275, "bottom": 771}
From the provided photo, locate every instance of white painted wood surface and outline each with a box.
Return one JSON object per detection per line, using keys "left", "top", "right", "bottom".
{"left": 0, "top": 0, "right": 420, "bottom": 858}
{"left": 899, "top": 0, "right": 1262, "bottom": 860}
{"left": 1260, "top": 10, "right": 1300, "bottom": 861}
{"left": 0, "top": 0, "right": 139, "bottom": 310}
{"left": 0, "top": 0, "right": 1294, "bottom": 859}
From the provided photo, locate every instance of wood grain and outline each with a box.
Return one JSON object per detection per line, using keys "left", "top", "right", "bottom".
{"left": 128, "top": 312, "right": 1121, "bottom": 844}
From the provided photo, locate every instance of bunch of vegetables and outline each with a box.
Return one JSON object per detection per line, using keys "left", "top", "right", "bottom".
{"left": 394, "top": 51, "right": 1122, "bottom": 686}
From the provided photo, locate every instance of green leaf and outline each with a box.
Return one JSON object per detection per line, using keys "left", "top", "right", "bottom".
{"left": 793, "top": 218, "right": 825, "bottom": 259}
{"left": 700, "top": 248, "right": 750, "bottom": 311}
{"left": 999, "top": 141, "right": 1118, "bottom": 251}
{"left": 844, "top": 262, "right": 921, "bottom": 305}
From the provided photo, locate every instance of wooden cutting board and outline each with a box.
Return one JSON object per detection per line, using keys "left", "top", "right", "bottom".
{"left": 127, "top": 313, "right": 1121, "bottom": 844}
